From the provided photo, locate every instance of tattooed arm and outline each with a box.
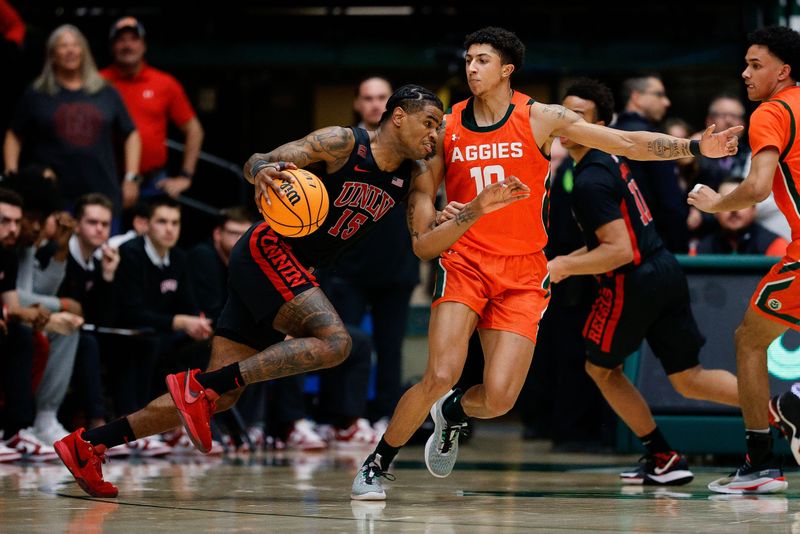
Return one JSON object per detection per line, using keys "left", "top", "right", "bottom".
{"left": 244, "top": 126, "right": 355, "bottom": 206}
{"left": 531, "top": 103, "right": 742, "bottom": 160}
{"left": 406, "top": 154, "right": 530, "bottom": 261}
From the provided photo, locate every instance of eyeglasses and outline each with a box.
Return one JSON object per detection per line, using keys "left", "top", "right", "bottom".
{"left": 642, "top": 91, "right": 668, "bottom": 98}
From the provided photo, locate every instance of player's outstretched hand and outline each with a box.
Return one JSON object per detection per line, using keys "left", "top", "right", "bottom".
{"left": 699, "top": 124, "right": 743, "bottom": 159}
{"left": 687, "top": 183, "right": 722, "bottom": 213}
{"left": 473, "top": 176, "right": 530, "bottom": 216}
{"left": 253, "top": 162, "right": 299, "bottom": 207}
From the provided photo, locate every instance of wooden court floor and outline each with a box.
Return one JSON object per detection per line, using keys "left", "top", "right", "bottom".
{"left": 1, "top": 424, "right": 799, "bottom": 533}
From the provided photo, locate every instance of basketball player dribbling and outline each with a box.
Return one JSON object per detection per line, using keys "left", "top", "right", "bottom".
{"left": 53, "top": 84, "right": 530, "bottom": 498}
{"left": 352, "top": 27, "right": 742, "bottom": 501}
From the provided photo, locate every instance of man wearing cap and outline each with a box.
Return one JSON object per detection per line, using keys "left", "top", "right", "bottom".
{"left": 101, "top": 17, "right": 204, "bottom": 208}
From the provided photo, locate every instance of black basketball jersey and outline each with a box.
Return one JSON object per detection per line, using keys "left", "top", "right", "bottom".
{"left": 571, "top": 149, "right": 663, "bottom": 273}
{"left": 285, "top": 127, "right": 414, "bottom": 268}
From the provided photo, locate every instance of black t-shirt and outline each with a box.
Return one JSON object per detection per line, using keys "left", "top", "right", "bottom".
{"left": 572, "top": 149, "right": 663, "bottom": 273}
{"left": 0, "top": 246, "right": 18, "bottom": 294}
{"left": 10, "top": 84, "right": 135, "bottom": 213}
{"left": 286, "top": 127, "right": 414, "bottom": 269}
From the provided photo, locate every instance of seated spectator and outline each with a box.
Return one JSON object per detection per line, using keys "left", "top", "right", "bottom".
{"left": 188, "top": 206, "right": 251, "bottom": 321}
{"left": 2, "top": 174, "right": 83, "bottom": 451}
{"left": 0, "top": 186, "right": 45, "bottom": 461}
{"left": 58, "top": 193, "right": 120, "bottom": 431}
{"left": 694, "top": 177, "right": 789, "bottom": 256}
{"left": 112, "top": 196, "right": 211, "bottom": 415}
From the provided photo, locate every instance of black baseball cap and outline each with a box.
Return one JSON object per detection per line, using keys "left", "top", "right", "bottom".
{"left": 109, "top": 16, "right": 145, "bottom": 41}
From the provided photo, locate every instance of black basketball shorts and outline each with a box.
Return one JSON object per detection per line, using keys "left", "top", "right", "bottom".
{"left": 216, "top": 222, "right": 318, "bottom": 350}
{"left": 582, "top": 249, "right": 705, "bottom": 375}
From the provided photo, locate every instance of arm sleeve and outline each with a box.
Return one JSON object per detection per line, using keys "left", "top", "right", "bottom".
{"left": 32, "top": 256, "right": 66, "bottom": 296}
{"left": 166, "top": 76, "right": 196, "bottom": 126}
{"left": 572, "top": 164, "right": 623, "bottom": 233}
{"left": 749, "top": 102, "right": 789, "bottom": 156}
{"left": 107, "top": 86, "right": 136, "bottom": 137}
{"left": 17, "top": 290, "right": 60, "bottom": 311}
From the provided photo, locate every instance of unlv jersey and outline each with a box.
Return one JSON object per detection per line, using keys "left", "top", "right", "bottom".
{"left": 571, "top": 149, "right": 664, "bottom": 273}
{"left": 284, "top": 127, "right": 413, "bottom": 268}
{"left": 444, "top": 91, "right": 551, "bottom": 255}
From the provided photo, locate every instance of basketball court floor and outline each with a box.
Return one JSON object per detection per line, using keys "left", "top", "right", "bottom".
{"left": 1, "top": 422, "right": 798, "bottom": 532}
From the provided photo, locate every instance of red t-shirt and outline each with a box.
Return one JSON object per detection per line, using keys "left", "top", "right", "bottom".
{"left": 101, "top": 63, "right": 196, "bottom": 173}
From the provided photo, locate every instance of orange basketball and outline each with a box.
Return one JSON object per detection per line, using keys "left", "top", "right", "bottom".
{"left": 258, "top": 168, "right": 329, "bottom": 237}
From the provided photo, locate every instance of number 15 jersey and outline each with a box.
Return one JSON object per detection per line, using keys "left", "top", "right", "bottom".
{"left": 443, "top": 91, "right": 551, "bottom": 255}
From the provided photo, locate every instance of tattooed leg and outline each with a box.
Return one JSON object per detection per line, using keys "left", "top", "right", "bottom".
{"left": 237, "top": 287, "right": 352, "bottom": 385}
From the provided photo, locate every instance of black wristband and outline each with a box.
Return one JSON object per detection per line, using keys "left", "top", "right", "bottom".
{"left": 689, "top": 139, "right": 701, "bottom": 157}
{"left": 250, "top": 160, "right": 285, "bottom": 176}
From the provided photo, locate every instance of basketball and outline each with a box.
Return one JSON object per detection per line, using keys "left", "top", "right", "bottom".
{"left": 258, "top": 168, "right": 329, "bottom": 237}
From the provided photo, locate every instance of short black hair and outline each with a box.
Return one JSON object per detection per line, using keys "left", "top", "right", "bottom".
{"left": 564, "top": 78, "right": 616, "bottom": 125}
{"left": 379, "top": 84, "right": 443, "bottom": 124}
{"left": 75, "top": 193, "right": 113, "bottom": 220}
{"left": 464, "top": 26, "right": 525, "bottom": 72}
{"left": 621, "top": 73, "right": 662, "bottom": 106}
{"left": 747, "top": 26, "right": 800, "bottom": 81}
{"left": 146, "top": 195, "right": 180, "bottom": 219}
{"left": 0, "top": 187, "right": 23, "bottom": 209}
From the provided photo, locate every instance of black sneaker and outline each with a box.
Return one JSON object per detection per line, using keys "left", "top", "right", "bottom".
{"left": 708, "top": 457, "right": 787, "bottom": 494}
{"left": 619, "top": 451, "right": 694, "bottom": 485}
{"left": 769, "top": 386, "right": 800, "bottom": 465}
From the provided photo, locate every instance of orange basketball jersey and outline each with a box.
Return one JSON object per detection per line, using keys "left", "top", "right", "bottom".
{"left": 443, "top": 91, "right": 551, "bottom": 255}
{"left": 749, "top": 85, "right": 800, "bottom": 260}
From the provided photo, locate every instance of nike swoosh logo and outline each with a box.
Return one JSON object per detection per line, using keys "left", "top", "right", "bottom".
{"left": 184, "top": 372, "right": 201, "bottom": 404}
{"left": 74, "top": 442, "right": 88, "bottom": 468}
{"left": 354, "top": 164, "right": 370, "bottom": 173}
{"left": 654, "top": 454, "right": 677, "bottom": 475}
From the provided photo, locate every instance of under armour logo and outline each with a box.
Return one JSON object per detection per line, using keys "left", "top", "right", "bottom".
{"left": 451, "top": 134, "right": 458, "bottom": 142}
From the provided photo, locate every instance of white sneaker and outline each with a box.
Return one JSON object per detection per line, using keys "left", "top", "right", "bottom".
{"left": 125, "top": 436, "right": 173, "bottom": 457}
{"left": 4, "top": 428, "right": 58, "bottom": 462}
{"left": 0, "top": 442, "right": 21, "bottom": 463}
{"left": 330, "top": 419, "right": 379, "bottom": 449}
{"left": 33, "top": 413, "right": 69, "bottom": 445}
{"left": 276, "top": 420, "right": 327, "bottom": 451}
{"left": 163, "top": 428, "right": 223, "bottom": 456}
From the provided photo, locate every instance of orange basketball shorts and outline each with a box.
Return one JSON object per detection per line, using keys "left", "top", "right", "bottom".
{"left": 751, "top": 256, "right": 800, "bottom": 331}
{"left": 431, "top": 245, "right": 550, "bottom": 343}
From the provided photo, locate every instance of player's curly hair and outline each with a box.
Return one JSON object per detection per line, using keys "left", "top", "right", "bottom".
{"left": 564, "top": 78, "right": 616, "bottom": 126}
{"left": 748, "top": 26, "right": 800, "bottom": 81}
{"left": 380, "top": 84, "right": 443, "bottom": 124}
{"left": 464, "top": 27, "right": 525, "bottom": 73}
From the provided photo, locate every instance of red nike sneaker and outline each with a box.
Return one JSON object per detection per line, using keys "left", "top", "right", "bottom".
{"left": 54, "top": 429, "right": 118, "bottom": 498}
{"left": 166, "top": 369, "right": 219, "bottom": 454}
